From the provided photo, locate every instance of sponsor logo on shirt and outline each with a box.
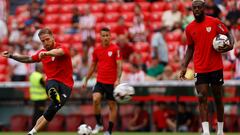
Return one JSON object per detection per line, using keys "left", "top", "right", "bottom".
{"left": 206, "top": 27, "right": 211, "bottom": 32}
{"left": 108, "top": 51, "right": 112, "bottom": 57}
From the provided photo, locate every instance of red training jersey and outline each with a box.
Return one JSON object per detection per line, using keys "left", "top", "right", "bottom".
{"left": 32, "top": 43, "right": 74, "bottom": 88}
{"left": 185, "top": 16, "right": 229, "bottom": 73}
{"left": 92, "top": 43, "right": 122, "bottom": 84}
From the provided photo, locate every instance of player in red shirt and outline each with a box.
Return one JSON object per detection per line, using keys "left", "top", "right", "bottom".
{"left": 1, "top": 28, "right": 73, "bottom": 135}
{"left": 179, "top": 1, "right": 235, "bottom": 135}
{"left": 82, "top": 27, "right": 122, "bottom": 135}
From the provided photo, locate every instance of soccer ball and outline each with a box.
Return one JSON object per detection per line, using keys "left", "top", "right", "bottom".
{"left": 114, "top": 83, "right": 135, "bottom": 103}
{"left": 212, "top": 34, "right": 230, "bottom": 52}
{"left": 77, "top": 124, "right": 92, "bottom": 135}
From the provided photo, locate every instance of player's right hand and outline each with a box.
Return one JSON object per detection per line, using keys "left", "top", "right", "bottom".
{"left": 1, "top": 51, "right": 11, "bottom": 58}
{"left": 179, "top": 68, "right": 187, "bottom": 80}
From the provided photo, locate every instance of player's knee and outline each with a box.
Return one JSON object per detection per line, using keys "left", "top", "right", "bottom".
{"left": 93, "top": 97, "right": 101, "bottom": 105}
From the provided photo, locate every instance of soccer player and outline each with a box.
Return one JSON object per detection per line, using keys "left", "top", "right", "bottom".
{"left": 1, "top": 28, "right": 74, "bottom": 135}
{"left": 179, "top": 0, "right": 235, "bottom": 135}
{"left": 82, "top": 27, "right": 122, "bottom": 135}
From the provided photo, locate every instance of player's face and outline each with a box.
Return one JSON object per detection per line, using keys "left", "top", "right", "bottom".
{"left": 192, "top": 2, "right": 205, "bottom": 20}
{"left": 39, "top": 34, "right": 55, "bottom": 51}
{"left": 100, "top": 31, "right": 111, "bottom": 46}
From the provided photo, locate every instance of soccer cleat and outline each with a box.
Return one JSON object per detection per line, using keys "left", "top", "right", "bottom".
{"left": 48, "top": 88, "right": 61, "bottom": 105}
{"left": 92, "top": 124, "right": 103, "bottom": 134}
{"left": 103, "top": 131, "right": 112, "bottom": 135}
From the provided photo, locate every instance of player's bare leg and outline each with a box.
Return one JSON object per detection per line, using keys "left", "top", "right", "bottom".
{"left": 92, "top": 92, "right": 103, "bottom": 134}
{"left": 28, "top": 116, "right": 48, "bottom": 135}
{"left": 196, "top": 84, "right": 210, "bottom": 135}
{"left": 211, "top": 84, "right": 224, "bottom": 135}
{"left": 104, "top": 100, "right": 117, "bottom": 135}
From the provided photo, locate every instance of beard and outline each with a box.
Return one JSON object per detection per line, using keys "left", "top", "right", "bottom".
{"left": 194, "top": 13, "right": 205, "bottom": 22}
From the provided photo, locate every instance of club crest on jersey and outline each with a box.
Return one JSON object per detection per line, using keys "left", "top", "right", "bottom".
{"left": 206, "top": 27, "right": 211, "bottom": 32}
{"left": 108, "top": 51, "right": 112, "bottom": 57}
{"left": 51, "top": 57, "right": 55, "bottom": 61}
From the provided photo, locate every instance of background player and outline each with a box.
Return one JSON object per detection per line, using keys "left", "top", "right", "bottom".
{"left": 179, "top": 0, "right": 235, "bottom": 135}
{"left": 82, "top": 27, "right": 122, "bottom": 135}
{"left": 1, "top": 28, "right": 73, "bottom": 135}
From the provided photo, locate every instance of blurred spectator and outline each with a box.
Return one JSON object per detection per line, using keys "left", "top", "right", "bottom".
{"left": 225, "top": 1, "right": 240, "bottom": 27}
{"left": 182, "top": 7, "right": 194, "bottom": 29}
{"left": 79, "top": 57, "right": 89, "bottom": 80}
{"left": 177, "top": 102, "right": 193, "bottom": 132}
{"left": 157, "top": 65, "right": 177, "bottom": 80}
{"left": 66, "top": 6, "right": 81, "bottom": 34}
{"left": 162, "top": 1, "right": 182, "bottom": 30}
{"left": 29, "top": 63, "right": 47, "bottom": 126}
{"left": 115, "top": 16, "right": 129, "bottom": 38}
{"left": 153, "top": 102, "right": 169, "bottom": 131}
{"left": 133, "top": 4, "right": 144, "bottom": 25}
{"left": 116, "top": 35, "right": 133, "bottom": 61}
{"left": 0, "top": 19, "right": 7, "bottom": 41}
{"left": 8, "top": 47, "right": 28, "bottom": 81}
{"left": 0, "top": 0, "right": 7, "bottom": 20}
{"left": 205, "top": 0, "right": 221, "bottom": 18}
{"left": 28, "top": 0, "right": 44, "bottom": 24}
{"left": 121, "top": 63, "right": 145, "bottom": 83}
{"left": 129, "top": 15, "right": 147, "bottom": 43}
{"left": 147, "top": 57, "right": 165, "bottom": 78}
{"left": 151, "top": 27, "right": 168, "bottom": 66}
{"left": 79, "top": 5, "right": 96, "bottom": 45}
{"left": 128, "top": 102, "right": 150, "bottom": 132}
{"left": 70, "top": 47, "right": 81, "bottom": 81}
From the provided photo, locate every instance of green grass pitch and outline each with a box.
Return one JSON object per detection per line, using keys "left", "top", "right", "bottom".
{"left": 0, "top": 132, "right": 239, "bottom": 135}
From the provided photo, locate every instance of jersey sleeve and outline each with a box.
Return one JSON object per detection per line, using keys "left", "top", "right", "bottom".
{"left": 60, "top": 45, "right": 70, "bottom": 56}
{"left": 215, "top": 18, "right": 229, "bottom": 34}
{"left": 31, "top": 50, "right": 42, "bottom": 62}
{"left": 185, "top": 26, "right": 194, "bottom": 46}
{"left": 115, "top": 46, "right": 122, "bottom": 61}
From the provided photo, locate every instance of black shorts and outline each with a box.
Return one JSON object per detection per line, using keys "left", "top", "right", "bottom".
{"left": 195, "top": 69, "right": 224, "bottom": 85}
{"left": 43, "top": 80, "right": 71, "bottom": 121}
{"left": 93, "top": 82, "right": 115, "bottom": 101}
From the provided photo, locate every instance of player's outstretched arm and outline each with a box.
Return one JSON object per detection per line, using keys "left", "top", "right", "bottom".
{"left": 40, "top": 48, "right": 65, "bottom": 58}
{"left": 1, "top": 51, "right": 35, "bottom": 63}
{"left": 180, "top": 45, "right": 194, "bottom": 80}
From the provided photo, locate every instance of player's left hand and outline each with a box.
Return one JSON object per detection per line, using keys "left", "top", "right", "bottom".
{"left": 218, "top": 41, "right": 232, "bottom": 53}
{"left": 179, "top": 68, "right": 187, "bottom": 80}
{"left": 39, "top": 51, "right": 48, "bottom": 59}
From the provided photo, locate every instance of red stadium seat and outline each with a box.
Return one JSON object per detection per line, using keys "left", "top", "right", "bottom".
{"left": 74, "top": 0, "right": 88, "bottom": 3}
{"left": 120, "top": 3, "right": 135, "bottom": 13}
{"left": 56, "top": 34, "right": 71, "bottom": 43}
{"left": 150, "top": 2, "right": 166, "bottom": 12}
{"left": 59, "top": 4, "right": 73, "bottom": 14}
{"left": 95, "top": 23, "right": 105, "bottom": 33}
{"left": 120, "top": 114, "right": 133, "bottom": 131}
{"left": 46, "top": 0, "right": 59, "bottom": 5}
{"left": 107, "top": 23, "right": 118, "bottom": 33}
{"left": 149, "top": 22, "right": 162, "bottom": 31}
{"left": 77, "top": 4, "right": 87, "bottom": 14}
{"left": 58, "top": 23, "right": 71, "bottom": 33}
{"left": 91, "top": 3, "right": 104, "bottom": 13}
{"left": 15, "top": 5, "right": 28, "bottom": 16}
{"left": 138, "top": 2, "right": 150, "bottom": 11}
{"left": 224, "top": 71, "right": 233, "bottom": 80}
{"left": 44, "top": 14, "right": 59, "bottom": 24}
{"left": 44, "top": 5, "right": 59, "bottom": 14}
{"left": 46, "top": 24, "right": 60, "bottom": 34}
{"left": 59, "top": 14, "right": 72, "bottom": 24}
{"left": 70, "top": 34, "right": 82, "bottom": 44}
{"left": 122, "top": 12, "right": 134, "bottom": 23}
{"left": 142, "top": 11, "right": 150, "bottom": 22}
{"left": 134, "top": 42, "right": 150, "bottom": 53}
{"left": 104, "top": 13, "right": 120, "bottom": 23}
{"left": 60, "top": 0, "right": 73, "bottom": 4}
{"left": 105, "top": 3, "right": 120, "bottom": 13}
{"left": 93, "top": 13, "right": 104, "bottom": 23}
{"left": 10, "top": 115, "right": 29, "bottom": 131}
{"left": 223, "top": 60, "right": 233, "bottom": 71}
{"left": 150, "top": 12, "right": 163, "bottom": 22}
{"left": 65, "top": 114, "right": 83, "bottom": 131}
{"left": 47, "top": 114, "right": 65, "bottom": 131}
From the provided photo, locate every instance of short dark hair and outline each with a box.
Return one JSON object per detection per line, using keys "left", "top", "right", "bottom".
{"left": 38, "top": 28, "right": 53, "bottom": 37}
{"left": 101, "top": 27, "right": 110, "bottom": 32}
